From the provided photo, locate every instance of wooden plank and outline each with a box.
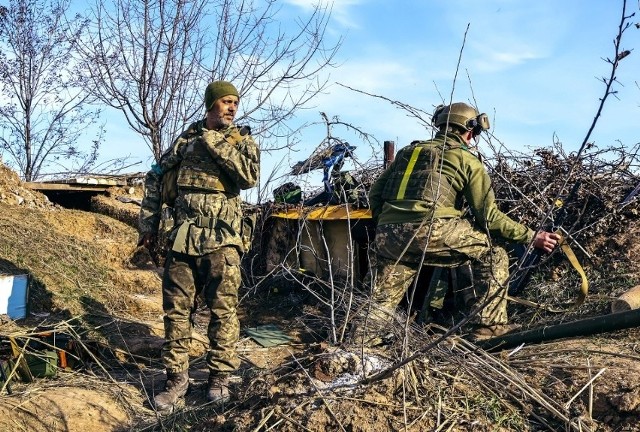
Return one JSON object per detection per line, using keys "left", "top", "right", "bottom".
{"left": 48, "top": 177, "right": 121, "bottom": 186}
{"left": 23, "top": 182, "right": 114, "bottom": 192}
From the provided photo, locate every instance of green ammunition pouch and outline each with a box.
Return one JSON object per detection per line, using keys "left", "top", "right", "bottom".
{"left": 273, "top": 182, "right": 302, "bottom": 204}
{"left": 5, "top": 332, "right": 78, "bottom": 382}
{"left": 176, "top": 168, "right": 239, "bottom": 196}
{"left": 25, "top": 350, "right": 58, "bottom": 378}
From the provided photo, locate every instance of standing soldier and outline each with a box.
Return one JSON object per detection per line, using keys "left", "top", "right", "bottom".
{"left": 364, "top": 102, "right": 559, "bottom": 342}
{"left": 138, "top": 81, "right": 260, "bottom": 411}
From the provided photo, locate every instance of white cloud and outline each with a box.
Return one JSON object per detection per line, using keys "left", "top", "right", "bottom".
{"left": 490, "top": 51, "right": 541, "bottom": 66}
{"left": 283, "top": 0, "right": 366, "bottom": 28}
{"left": 470, "top": 48, "right": 544, "bottom": 73}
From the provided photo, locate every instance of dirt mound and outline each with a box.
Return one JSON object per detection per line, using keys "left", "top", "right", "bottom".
{"left": 90, "top": 186, "right": 144, "bottom": 230}
{"left": 0, "top": 387, "right": 130, "bottom": 432}
{"left": 0, "top": 163, "right": 53, "bottom": 208}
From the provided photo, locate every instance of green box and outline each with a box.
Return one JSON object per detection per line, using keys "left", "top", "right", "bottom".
{"left": 0, "top": 358, "right": 13, "bottom": 387}
{"left": 25, "top": 350, "right": 58, "bottom": 378}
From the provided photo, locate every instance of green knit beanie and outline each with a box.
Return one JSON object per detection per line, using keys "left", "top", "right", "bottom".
{"left": 205, "top": 81, "right": 239, "bottom": 111}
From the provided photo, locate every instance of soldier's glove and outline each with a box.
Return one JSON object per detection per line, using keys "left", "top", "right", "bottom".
{"left": 224, "top": 125, "right": 251, "bottom": 145}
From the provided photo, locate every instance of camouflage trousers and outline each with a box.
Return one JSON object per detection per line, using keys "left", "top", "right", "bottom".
{"left": 370, "top": 217, "right": 510, "bottom": 327}
{"left": 161, "top": 247, "right": 242, "bottom": 374}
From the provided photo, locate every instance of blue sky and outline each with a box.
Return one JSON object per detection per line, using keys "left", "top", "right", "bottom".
{"left": 98, "top": 0, "right": 640, "bottom": 197}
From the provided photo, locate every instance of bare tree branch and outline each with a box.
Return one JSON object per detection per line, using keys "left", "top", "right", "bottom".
{"left": 0, "top": 0, "right": 102, "bottom": 181}
{"left": 80, "top": 0, "right": 208, "bottom": 161}
{"left": 207, "top": 0, "right": 341, "bottom": 152}
{"left": 80, "top": 0, "right": 341, "bottom": 162}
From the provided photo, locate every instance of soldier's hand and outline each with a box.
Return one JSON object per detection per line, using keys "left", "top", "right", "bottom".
{"left": 224, "top": 127, "right": 243, "bottom": 145}
{"left": 533, "top": 231, "right": 561, "bottom": 254}
{"left": 225, "top": 125, "right": 250, "bottom": 145}
{"left": 138, "top": 233, "right": 157, "bottom": 251}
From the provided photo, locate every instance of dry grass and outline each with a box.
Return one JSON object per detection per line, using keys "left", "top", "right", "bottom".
{"left": 0, "top": 205, "right": 113, "bottom": 315}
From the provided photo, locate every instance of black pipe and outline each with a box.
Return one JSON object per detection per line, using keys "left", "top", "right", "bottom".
{"left": 478, "top": 308, "right": 640, "bottom": 351}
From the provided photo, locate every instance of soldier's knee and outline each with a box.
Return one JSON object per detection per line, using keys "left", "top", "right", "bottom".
{"left": 491, "top": 246, "right": 509, "bottom": 268}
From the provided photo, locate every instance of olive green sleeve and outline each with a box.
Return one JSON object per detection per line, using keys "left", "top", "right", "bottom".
{"left": 463, "top": 156, "right": 534, "bottom": 243}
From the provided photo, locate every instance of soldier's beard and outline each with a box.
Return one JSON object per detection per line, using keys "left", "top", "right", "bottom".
{"left": 209, "top": 114, "right": 234, "bottom": 130}
{"left": 221, "top": 112, "right": 234, "bottom": 125}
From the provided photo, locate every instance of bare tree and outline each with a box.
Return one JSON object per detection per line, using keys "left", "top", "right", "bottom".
{"left": 0, "top": 0, "right": 102, "bottom": 181}
{"left": 82, "top": 0, "right": 340, "bottom": 162}
{"left": 81, "top": 0, "right": 208, "bottom": 161}
{"left": 207, "top": 0, "right": 341, "bottom": 151}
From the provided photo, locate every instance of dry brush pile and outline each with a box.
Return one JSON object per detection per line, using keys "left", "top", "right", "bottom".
{"left": 222, "top": 139, "right": 640, "bottom": 432}
{"left": 487, "top": 140, "right": 640, "bottom": 322}
{"left": 489, "top": 141, "right": 640, "bottom": 260}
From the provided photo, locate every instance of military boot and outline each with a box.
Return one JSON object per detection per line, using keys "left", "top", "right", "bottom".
{"left": 206, "top": 373, "right": 231, "bottom": 405}
{"left": 471, "top": 323, "right": 520, "bottom": 342}
{"left": 154, "top": 370, "right": 189, "bottom": 411}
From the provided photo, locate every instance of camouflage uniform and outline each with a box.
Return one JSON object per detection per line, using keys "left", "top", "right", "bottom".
{"left": 139, "top": 119, "right": 260, "bottom": 375}
{"left": 366, "top": 132, "right": 533, "bottom": 328}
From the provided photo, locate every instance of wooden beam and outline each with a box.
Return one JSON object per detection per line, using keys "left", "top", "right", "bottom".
{"left": 23, "top": 182, "right": 114, "bottom": 193}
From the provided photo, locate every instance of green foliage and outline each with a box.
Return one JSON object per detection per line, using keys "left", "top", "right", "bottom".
{"left": 454, "top": 391, "right": 529, "bottom": 430}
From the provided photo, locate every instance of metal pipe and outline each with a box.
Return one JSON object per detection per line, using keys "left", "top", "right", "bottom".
{"left": 478, "top": 308, "right": 640, "bottom": 351}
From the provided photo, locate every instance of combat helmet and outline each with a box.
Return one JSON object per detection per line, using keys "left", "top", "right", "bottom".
{"left": 432, "top": 102, "right": 490, "bottom": 135}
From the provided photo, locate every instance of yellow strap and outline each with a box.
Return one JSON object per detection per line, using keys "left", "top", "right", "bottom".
{"left": 507, "top": 231, "right": 589, "bottom": 313}
{"left": 396, "top": 146, "right": 423, "bottom": 199}
{"left": 557, "top": 230, "right": 589, "bottom": 307}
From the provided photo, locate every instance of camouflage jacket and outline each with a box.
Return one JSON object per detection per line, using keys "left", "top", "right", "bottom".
{"left": 369, "top": 132, "right": 533, "bottom": 244}
{"left": 138, "top": 120, "right": 260, "bottom": 255}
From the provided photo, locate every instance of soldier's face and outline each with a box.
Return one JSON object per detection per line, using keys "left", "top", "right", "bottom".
{"left": 207, "top": 95, "right": 239, "bottom": 129}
